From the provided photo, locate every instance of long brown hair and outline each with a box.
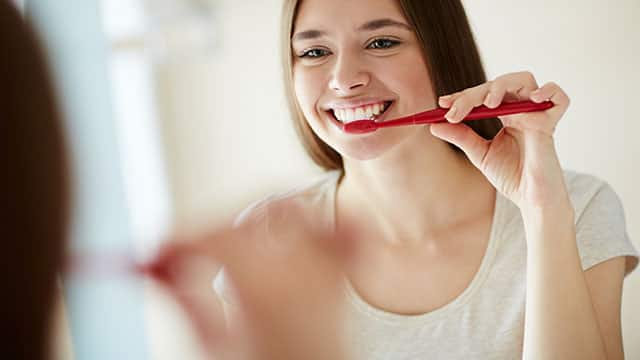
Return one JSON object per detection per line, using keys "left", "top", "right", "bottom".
{"left": 0, "top": 2, "right": 69, "bottom": 359}
{"left": 281, "top": 0, "right": 502, "bottom": 170}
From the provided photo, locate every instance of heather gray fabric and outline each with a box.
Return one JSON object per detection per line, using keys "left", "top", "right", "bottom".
{"left": 214, "top": 170, "right": 638, "bottom": 359}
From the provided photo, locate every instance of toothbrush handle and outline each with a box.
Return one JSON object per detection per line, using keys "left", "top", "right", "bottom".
{"left": 349, "top": 100, "right": 555, "bottom": 133}
{"left": 462, "top": 100, "right": 554, "bottom": 121}
{"left": 408, "top": 100, "right": 554, "bottom": 124}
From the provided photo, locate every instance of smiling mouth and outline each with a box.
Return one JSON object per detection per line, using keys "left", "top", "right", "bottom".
{"left": 328, "top": 101, "right": 393, "bottom": 124}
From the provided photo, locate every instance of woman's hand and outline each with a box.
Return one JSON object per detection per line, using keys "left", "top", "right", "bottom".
{"left": 139, "top": 200, "right": 354, "bottom": 359}
{"left": 430, "top": 71, "right": 572, "bottom": 213}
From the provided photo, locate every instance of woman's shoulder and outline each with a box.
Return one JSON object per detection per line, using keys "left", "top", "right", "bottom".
{"left": 562, "top": 169, "right": 606, "bottom": 191}
{"left": 562, "top": 169, "right": 638, "bottom": 274}
{"left": 562, "top": 169, "right": 619, "bottom": 217}
{"left": 214, "top": 170, "right": 342, "bottom": 304}
{"left": 234, "top": 170, "right": 342, "bottom": 229}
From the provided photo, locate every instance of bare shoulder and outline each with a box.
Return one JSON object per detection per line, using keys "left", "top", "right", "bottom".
{"left": 233, "top": 171, "right": 341, "bottom": 243}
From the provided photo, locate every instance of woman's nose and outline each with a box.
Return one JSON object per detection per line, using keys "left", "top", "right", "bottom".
{"left": 328, "top": 54, "right": 370, "bottom": 94}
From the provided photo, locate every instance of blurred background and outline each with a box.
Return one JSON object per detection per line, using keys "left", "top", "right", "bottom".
{"left": 11, "top": 0, "right": 640, "bottom": 359}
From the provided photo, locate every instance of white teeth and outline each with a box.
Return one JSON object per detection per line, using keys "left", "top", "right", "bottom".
{"left": 332, "top": 102, "right": 389, "bottom": 123}
{"left": 365, "top": 106, "right": 373, "bottom": 119}
{"left": 345, "top": 109, "right": 355, "bottom": 122}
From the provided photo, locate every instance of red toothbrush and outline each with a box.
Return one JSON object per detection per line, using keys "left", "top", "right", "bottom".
{"left": 342, "top": 100, "right": 554, "bottom": 134}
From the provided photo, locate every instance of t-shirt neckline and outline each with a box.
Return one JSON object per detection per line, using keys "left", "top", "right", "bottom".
{"left": 326, "top": 171, "right": 504, "bottom": 324}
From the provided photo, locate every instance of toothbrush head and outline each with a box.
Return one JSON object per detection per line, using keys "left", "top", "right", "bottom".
{"left": 342, "top": 120, "right": 379, "bottom": 134}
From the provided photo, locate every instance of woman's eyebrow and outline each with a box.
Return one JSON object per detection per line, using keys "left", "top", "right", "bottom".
{"left": 358, "top": 18, "right": 412, "bottom": 32}
{"left": 292, "top": 29, "right": 326, "bottom": 42}
{"left": 292, "top": 18, "right": 411, "bottom": 42}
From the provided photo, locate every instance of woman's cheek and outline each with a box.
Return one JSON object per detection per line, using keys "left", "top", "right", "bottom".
{"left": 294, "top": 74, "right": 322, "bottom": 120}
{"left": 293, "top": 74, "right": 309, "bottom": 106}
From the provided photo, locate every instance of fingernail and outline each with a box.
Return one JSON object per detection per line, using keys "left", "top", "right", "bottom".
{"left": 530, "top": 90, "right": 543, "bottom": 102}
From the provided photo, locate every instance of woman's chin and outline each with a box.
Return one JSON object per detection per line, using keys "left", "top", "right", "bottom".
{"left": 307, "top": 117, "right": 421, "bottom": 163}
{"left": 329, "top": 137, "right": 398, "bottom": 162}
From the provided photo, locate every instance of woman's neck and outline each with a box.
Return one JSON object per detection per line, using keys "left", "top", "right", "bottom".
{"left": 337, "top": 130, "right": 495, "bottom": 247}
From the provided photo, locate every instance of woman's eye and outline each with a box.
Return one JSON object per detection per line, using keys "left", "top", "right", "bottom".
{"left": 367, "top": 38, "right": 400, "bottom": 50}
{"left": 299, "top": 48, "right": 330, "bottom": 58}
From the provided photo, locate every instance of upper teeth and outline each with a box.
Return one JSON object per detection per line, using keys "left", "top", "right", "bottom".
{"left": 332, "top": 102, "right": 388, "bottom": 123}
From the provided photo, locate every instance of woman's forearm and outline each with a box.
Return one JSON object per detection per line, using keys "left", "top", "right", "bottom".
{"left": 521, "top": 204, "right": 607, "bottom": 360}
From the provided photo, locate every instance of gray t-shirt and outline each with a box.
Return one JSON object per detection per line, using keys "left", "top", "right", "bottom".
{"left": 214, "top": 170, "right": 639, "bottom": 359}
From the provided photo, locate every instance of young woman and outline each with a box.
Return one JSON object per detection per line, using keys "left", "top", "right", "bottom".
{"left": 149, "top": 0, "right": 638, "bottom": 358}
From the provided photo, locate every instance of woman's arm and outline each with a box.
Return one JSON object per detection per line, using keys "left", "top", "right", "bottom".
{"left": 521, "top": 204, "right": 617, "bottom": 360}
{"left": 431, "top": 71, "right": 625, "bottom": 359}
{"left": 584, "top": 256, "right": 626, "bottom": 360}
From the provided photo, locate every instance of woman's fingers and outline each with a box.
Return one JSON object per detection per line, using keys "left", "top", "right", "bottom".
{"left": 430, "top": 122, "right": 491, "bottom": 170}
{"left": 530, "top": 81, "right": 570, "bottom": 125}
{"left": 140, "top": 201, "right": 356, "bottom": 359}
{"left": 438, "top": 92, "right": 460, "bottom": 108}
{"left": 158, "top": 260, "right": 230, "bottom": 355}
{"left": 442, "top": 82, "right": 491, "bottom": 123}
{"left": 439, "top": 71, "right": 540, "bottom": 123}
{"left": 436, "top": 72, "right": 570, "bottom": 136}
{"left": 496, "top": 81, "right": 570, "bottom": 135}
{"left": 142, "top": 239, "right": 231, "bottom": 355}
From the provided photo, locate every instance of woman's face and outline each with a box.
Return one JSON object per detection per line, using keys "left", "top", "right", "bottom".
{"left": 292, "top": 0, "right": 437, "bottom": 160}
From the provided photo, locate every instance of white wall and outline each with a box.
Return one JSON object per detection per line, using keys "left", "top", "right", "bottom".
{"left": 155, "top": 0, "right": 640, "bottom": 357}
{"left": 156, "top": 0, "right": 319, "bottom": 231}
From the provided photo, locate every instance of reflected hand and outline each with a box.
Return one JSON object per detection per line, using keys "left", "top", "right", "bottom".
{"left": 140, "top": 200, "right": 354, "bottom": 359}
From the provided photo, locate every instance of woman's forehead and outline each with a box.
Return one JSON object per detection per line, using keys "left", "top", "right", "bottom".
{"left": 293, "top": 0, "right": 407, "bottom": 33}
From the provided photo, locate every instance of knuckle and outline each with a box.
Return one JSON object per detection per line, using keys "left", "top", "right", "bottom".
{"left": 511, "top": 71, "right": 535, "bottom": 86}
{"left": 524, "top": 73, "right": 537, "bottom": 85}
{"left": 520, "top": 70, "right": 534, "bottom": 79}
{"left": 488, "top": 80, "right": 503, "bottom": 94}
{"left": 546, "top": 81, "right": 559, "bottom": 89}
{"left": 494, "top": 74, "right": 507, "bottom": 83}
{"left": 446, "top": 91, "right": 461, "bottom": 100}
{"left": 461, "top": 87, "right": 475, "bottom": 96}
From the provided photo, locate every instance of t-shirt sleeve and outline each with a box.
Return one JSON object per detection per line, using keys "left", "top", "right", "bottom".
{"left": 575, "top": 182, "right": 639, "bottom": 276}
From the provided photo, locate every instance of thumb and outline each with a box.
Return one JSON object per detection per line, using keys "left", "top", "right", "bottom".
{"left": 429, "top": 123, "right": 490, "bottom": 169}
